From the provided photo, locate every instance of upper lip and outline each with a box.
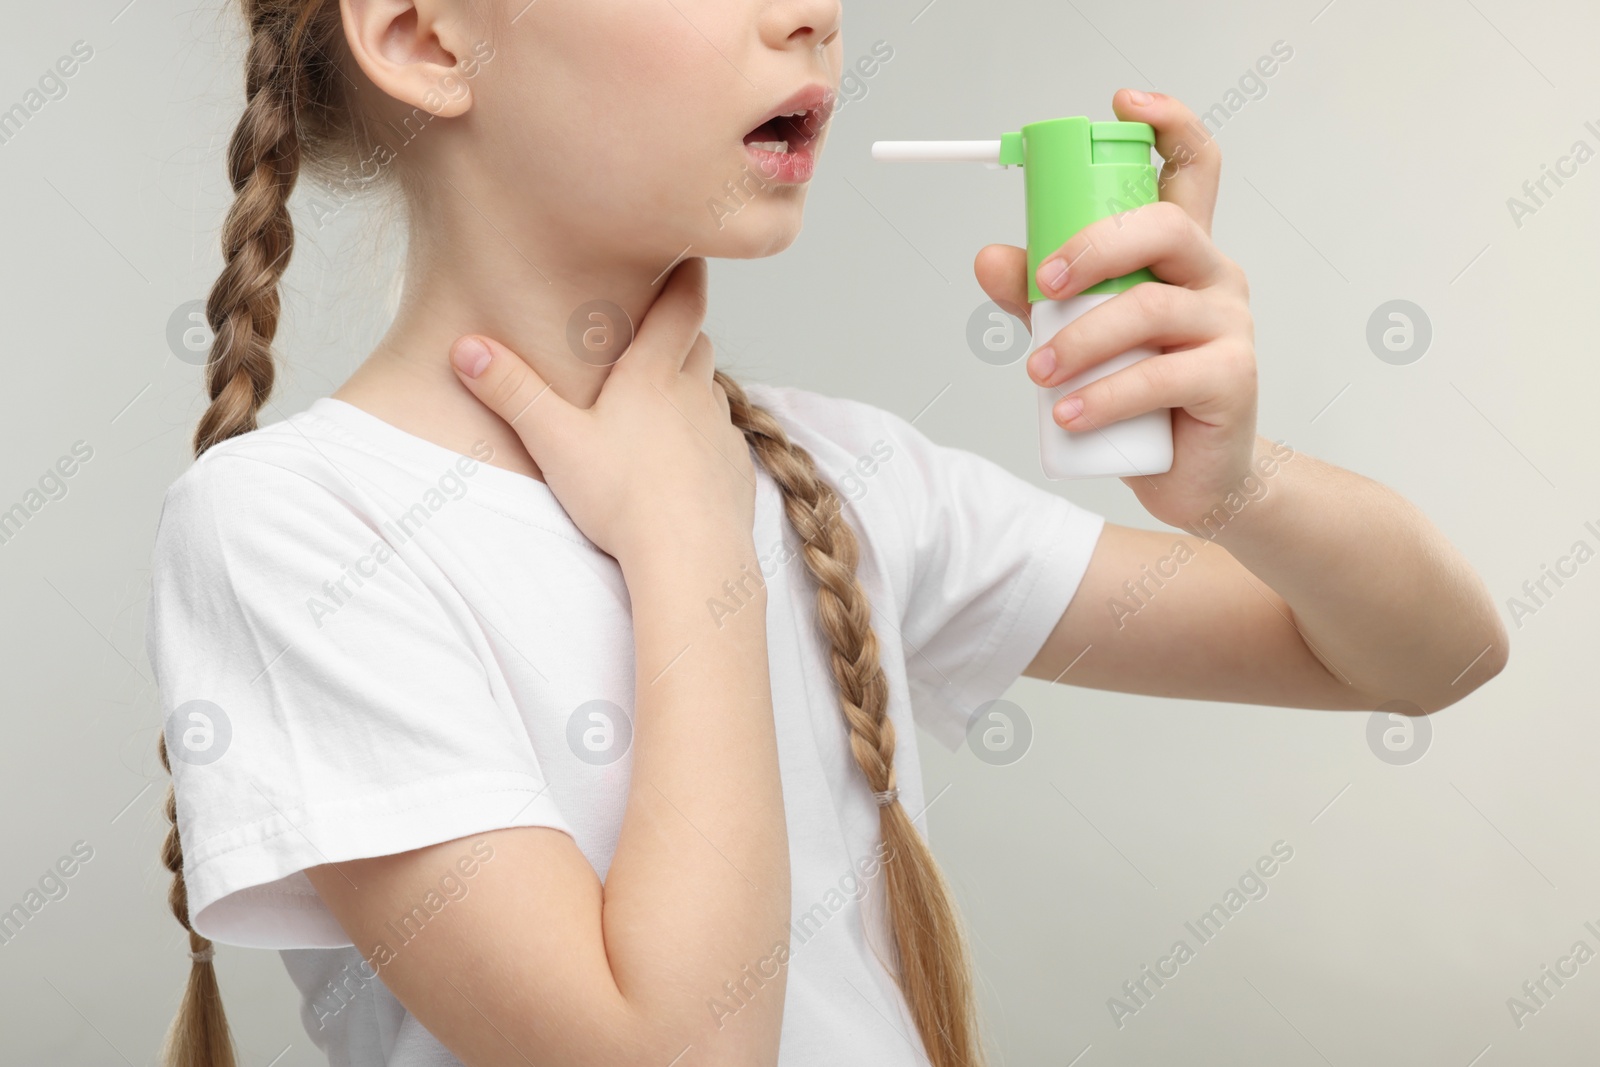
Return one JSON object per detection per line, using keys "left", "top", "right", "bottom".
{"left": 745, "top": 83, "right": 835, "bottom": 142}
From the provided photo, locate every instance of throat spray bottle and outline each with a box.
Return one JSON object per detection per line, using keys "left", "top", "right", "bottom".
{"left": 872, "top": 117, "right": 1173, "bottom": 480}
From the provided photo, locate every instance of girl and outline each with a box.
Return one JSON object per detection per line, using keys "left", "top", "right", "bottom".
{"left": 145, "top": 2, "right": 1507, "bottom": 1066}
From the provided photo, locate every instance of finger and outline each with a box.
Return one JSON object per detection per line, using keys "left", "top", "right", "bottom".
{"left": 1049, "top": 341, "right": 1253, "bottom": 431}
{"left": 682, "top": 330, "right": 716, "bottom": 384}
{"left": 619, "top": 256, "right": 710, "bottom": 378}
{"left": 1034, "top": 200, "right": 1226, "bottom": 301}
{"left": 1028, "top": 282, "right": 1233, "bottom": 388}
{"left": 1111, "top": 89, "right": 1221, "bottom": 235}
{"left": 973, "top": 244, "right": 1034, "bottom": 327}
{"left": 450, "top": 334, "right": 575, "bottom": 453}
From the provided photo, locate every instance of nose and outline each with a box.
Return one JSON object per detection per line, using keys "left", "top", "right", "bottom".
{"left": 762, "top": 0, "right": 842, "bottom": 50}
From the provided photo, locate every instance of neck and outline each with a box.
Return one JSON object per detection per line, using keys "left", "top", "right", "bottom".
{"left": 333, "top": 197, "right": 693, "bottom": 483}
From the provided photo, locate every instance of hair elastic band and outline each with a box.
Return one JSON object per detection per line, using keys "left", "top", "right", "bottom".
{"left": 190, "top": 945, "right": 215, "bottom": 964}
{"left": 872, "top": 788, "right": 899, "bottom": 807}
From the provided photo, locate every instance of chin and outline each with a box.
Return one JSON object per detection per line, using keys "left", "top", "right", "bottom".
{"left": 697, "top": 198, "right": 808, "bottom": 260}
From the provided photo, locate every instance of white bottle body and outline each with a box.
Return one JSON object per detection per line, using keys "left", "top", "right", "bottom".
{"left": 1034, "top": 293, "right": 1174, "bottom": 480}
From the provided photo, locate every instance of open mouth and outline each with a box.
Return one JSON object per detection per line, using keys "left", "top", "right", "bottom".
{"left": 742, "top": 107, "right": 824, "bottom": 154}
{"left": 739, "top": 83, "right": 838, "bottom": 171}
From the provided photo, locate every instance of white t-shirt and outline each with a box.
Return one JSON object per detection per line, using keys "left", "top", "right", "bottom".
{"left": 144, "top": 383, "right": 1106, "bottom": 1067}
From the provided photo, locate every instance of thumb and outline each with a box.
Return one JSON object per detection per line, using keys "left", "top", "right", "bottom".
{"left": 973, "top": 243, "right": 1034, "bottom": 329}
{"left": 449, "top": 335, "right": 573, "bottom": 455}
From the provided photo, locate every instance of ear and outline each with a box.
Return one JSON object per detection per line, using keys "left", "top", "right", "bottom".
{"left": 340, "top": 0, "right": 477, "bottom": 118}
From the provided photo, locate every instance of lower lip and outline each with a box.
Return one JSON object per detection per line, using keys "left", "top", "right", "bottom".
{"left": 743, "top": 140, "right": 817, "bottom": 184}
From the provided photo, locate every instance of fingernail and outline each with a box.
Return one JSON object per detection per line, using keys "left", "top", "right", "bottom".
{"left": 1039, "top": 256, "right": 1070, "bottom": 295}
{"left": 1056, "top": 395, "right": 1085, "bottom": 424}
{"left": 452, "top": 337, "right": 492, "bottom": 378}
{"left": 1029, "top": 346, "right": 1057, "bottom": 381}
{"left": 1127, "top": 89, "right": 1153, "bottom": 105}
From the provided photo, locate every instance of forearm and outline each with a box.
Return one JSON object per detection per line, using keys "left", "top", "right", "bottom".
{"left": 603, "top": 537, "right": 790, "bottom": 1059}
{"left": 1209, "top": 436, "right": 1508, "bottom": 711}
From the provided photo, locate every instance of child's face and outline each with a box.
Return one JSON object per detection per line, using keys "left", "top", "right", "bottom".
{"left": 468, "top": 0, "right": 843, "bottom": 265}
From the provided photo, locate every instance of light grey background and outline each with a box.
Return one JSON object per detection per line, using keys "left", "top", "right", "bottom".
{"left": 2, "top": 1, "right": 1596, "bottom": 1064}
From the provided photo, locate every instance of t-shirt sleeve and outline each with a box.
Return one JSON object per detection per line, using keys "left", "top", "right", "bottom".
{"left": 144, "top": 453, "right": 571, "bottom": 949}
{"left": 872, "top": 407, "right": 1107, "bottom": 751}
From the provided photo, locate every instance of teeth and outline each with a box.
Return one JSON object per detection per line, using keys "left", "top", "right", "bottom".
{"left": 749, "top": 140, "right": 790, "bottom": 153}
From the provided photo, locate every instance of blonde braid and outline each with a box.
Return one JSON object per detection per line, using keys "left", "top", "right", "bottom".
{"left": 717, "top": 371, "right": 987, "bottom": 1067}
{"left": 192, "top": 10, "right": 307, "bottom": 455}
{"left": 157, "top": 733, "right": 237, "bottom": 1067}
{"left": 161, "top": 4, "right": 343, "bottom": 1064}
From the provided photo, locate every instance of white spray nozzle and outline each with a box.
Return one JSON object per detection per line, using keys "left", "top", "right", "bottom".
{"left": 870, "top": 140, "right": 1007, "bottom": 167}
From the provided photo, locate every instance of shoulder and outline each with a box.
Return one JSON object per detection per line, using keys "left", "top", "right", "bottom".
{"left": 740, "top": 380, "right": 925, "bottom": 506}
{"left": 145, "top": 412, "right": 451, "bottom": 662}
{"left": 739, "top": 381, "right": 896, "bottom": 452}
{"left": 151, "top": 408, "right": 372, "bottom": 565}
{"left": 736, "top": 382, "right": 970, "bottom": 572}
{"left": 737, "top": 379, "right": 975, "bottom": 508}
{"left": 159, "top": 413, "right": 328, "bottom": 504}
{"left": 738, "top": 380, "right": 936, "bottom": 486}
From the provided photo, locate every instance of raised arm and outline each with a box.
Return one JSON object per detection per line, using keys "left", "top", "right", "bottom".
{"left": 307, "top": 259, "right": 792, "bottom": 1067}
{"left": 971, "top": 90, "right": 1504, "bottom": 712}
{"left": 1022, "top": 440, "right": 1507, "bottom": 711}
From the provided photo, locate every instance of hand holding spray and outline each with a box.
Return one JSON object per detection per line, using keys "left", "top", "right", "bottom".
{"left": 872, "top": 117, "right": 1174, "bottom": 479}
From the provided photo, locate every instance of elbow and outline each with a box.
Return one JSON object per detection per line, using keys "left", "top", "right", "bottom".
{"left": 1452, "top": 607, "right": 1511, "bottom": 704}
{"left": 1411, "top": 536, "right": 1513, "bottom": 713}
{"left": 1353, "top": 611, "right": 1510, "bottom": 718}
{"left": 1412, "top": 614, "right": 1511, "bottom": 715}
{"left": 1480, "top": 618, "right": 1512, "bottom": 684}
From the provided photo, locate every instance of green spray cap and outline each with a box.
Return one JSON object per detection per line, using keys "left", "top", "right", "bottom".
{"left": 1005, "top": 117, "right": 1159, "bottom": 302}
{"left": 873, "top": 117, "right": 1159, "bottom": 303}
